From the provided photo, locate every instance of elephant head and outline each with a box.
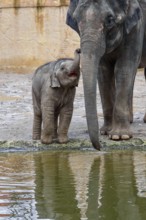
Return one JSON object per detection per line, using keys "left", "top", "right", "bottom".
{"left": 66, "top": 0, "right": 142, "bottom": 150}
{"left": 50, "top": 48, "right": 80, "bottom": 88}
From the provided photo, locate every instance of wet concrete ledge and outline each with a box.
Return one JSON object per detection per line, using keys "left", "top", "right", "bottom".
{"left": 0, "top": 137, "right": 146, "bottom": 153}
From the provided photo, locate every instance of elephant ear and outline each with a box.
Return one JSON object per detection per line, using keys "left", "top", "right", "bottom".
{"left": 125, "top": 0, "right": 141, "bottom": 34}
{"left": 66, "top": 0, "right": 80, "bottom": 35}
{"left": 50, "top": 62, "right": 61, "bottom": 88}
{"left": 50, "top": 72, "right": 60, "bottom": 88}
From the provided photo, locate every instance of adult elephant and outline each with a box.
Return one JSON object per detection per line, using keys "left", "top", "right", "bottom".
{"left": 66, "top": 0, "right": 146, "bottom": 150}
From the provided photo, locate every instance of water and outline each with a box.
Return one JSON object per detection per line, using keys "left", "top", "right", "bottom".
{"left": 0, "top": 151, "right": 146, "bottom": 220}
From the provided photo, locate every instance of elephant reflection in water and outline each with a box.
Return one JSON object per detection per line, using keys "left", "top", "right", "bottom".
{"left": 133, "top": 151, "right": 146, "bottom": 198}
{"left": 34, "top": 152, "right": 146, "bottom": 219}
{"left": 33, "top": 152, "right": 104, "bottom": 219}
{"left": 97, "top": 153, "right": 146, "bottom": 220}
{"left": 34, "top": 153, "right": 81, "bottom": 219}
{"left": 68, "top": 153, "right": 105, "bottom": 219}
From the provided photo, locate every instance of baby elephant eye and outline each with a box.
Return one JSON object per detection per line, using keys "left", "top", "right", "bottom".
{"left": 60, "top": 62, "right": 66, "bottom": 71}
{"left": 61, "top": 67, "right": 64, "bottom": 70}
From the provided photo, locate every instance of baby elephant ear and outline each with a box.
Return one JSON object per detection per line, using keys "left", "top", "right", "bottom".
{"left": 125, "top": 1, "right": 141, "bottom": 34}
{"left": 50, "top": 72, "right": 61, "bottom": 88}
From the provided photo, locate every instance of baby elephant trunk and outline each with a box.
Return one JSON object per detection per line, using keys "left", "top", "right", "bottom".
{"left": 69, "top": 48, "right": 81, "bottom": 75}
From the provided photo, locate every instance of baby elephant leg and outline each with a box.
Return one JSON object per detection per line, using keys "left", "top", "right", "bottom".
{"left": 32, "top": 113, "right": 42, "bottom": 140}
{"left": 53, "top": 110, "right": 59, "bottom": 139}
{"left": 32, "top": 91, "right": 42, "bottom": 140}
{"left": 58, "top": 105, "right": 73, "bottom": 143}
{"left": 41, "top": 106, "right": 54, "bottom": 144}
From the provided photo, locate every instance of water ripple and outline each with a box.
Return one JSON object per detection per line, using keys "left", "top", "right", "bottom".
{"left": 0, "top": 153, "right": 37, "bottom": 219}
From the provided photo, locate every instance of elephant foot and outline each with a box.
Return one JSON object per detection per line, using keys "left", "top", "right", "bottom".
{"left": 33, "top": 134, "right": 41, "bottom": 140}
{"left": 58, "top": 135, "right": 68, "bottom": 144}
{"left": 41, "top": 135, "right": 53, "bottom": 144}
{"left": 100, "top": 124, "right": 112, "bottom": 135}
{"left": 108, "top": 128, "right": 132, "bottom": 141}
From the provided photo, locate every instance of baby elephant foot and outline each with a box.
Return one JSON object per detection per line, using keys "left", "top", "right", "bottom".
{"left": 41, "top": 135, "right": 53, "bottom": 144}
{"left": 100, "top": 124, "right": 112, "bottom": 135}
{"left": 33, "top": 134, "right": 41, "bottom": 140}
{"left": 58, "top": 135, "right": 68, "bottom": 144}
{"left": 108, "top": 128, "right": 132, "bottom": 141}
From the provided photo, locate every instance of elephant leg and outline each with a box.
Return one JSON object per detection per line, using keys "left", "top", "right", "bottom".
{"left": 129, "top": 72, "right": 137, "bottom": 123}
{"left": 32, "top": 91, "right": 42, "bottom": 140}
{"left": 109, "top": 60, "right": 137, "bottom": 140}
{"left": 98, "top": 60, "right": 115, "bottom": 135}
{"left": 53, "top": 109, "right": 59, "bottom": 139}
{"left": 129, "top": 88, "right": 134, "bottom": 123}
{"left": 109, "top": 22, "right": 143, "bottom": 140}
{"left": 32, "top": 113, "right": 42, "bottom": 140}
{"left": 58, "top": 105, "right": 73, "bottom": 143}
{"left": 41, "top": 106, "right": 54, "bottom": 144}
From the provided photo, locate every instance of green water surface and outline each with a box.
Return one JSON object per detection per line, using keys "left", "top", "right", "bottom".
{"left": 0, "top": 151, "right": 146, "bottom": 220}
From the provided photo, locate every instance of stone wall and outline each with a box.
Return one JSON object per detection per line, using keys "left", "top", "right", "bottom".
{"left": 0, "top": 0, "right": 79, "bottom": 73}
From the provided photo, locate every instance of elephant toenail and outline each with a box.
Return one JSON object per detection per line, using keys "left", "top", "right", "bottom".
{"left": 121, "top": 135, "right": 130, "bottom": 140}
{"left": 112, "top": 135, "right": 120, "bottom": 140}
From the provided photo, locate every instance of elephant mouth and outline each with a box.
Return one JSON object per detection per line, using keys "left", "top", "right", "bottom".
{"left": 68, "top": 72, "right": 78, "bottom": 77}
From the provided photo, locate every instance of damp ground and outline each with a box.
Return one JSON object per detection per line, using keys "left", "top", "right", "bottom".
{"left": 1, "top": 70, "right": 146, "bottom": 151}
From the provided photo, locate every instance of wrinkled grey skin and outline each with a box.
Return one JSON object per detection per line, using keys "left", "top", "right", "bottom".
{"left": 32, "top": 49, "right": 80, "bottom": 144}
{"left": 66, "top": 0, "right": 146, "bottom": 150}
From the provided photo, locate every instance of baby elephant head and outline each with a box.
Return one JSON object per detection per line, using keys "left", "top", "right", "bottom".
{"left": 51, "top": 49, "right": 81, "bottom": 88}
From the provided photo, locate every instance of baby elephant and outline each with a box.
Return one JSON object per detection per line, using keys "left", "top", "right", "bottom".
{"left": 32, "top": 49, "right": 80, "bottom": 144}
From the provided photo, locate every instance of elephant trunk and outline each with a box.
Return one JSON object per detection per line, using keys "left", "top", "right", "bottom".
{"left": 69, "top": 48, "right": 81, "bottom": 74}
{"left": 81, "top": 39, "right": 105, "bottom": 150}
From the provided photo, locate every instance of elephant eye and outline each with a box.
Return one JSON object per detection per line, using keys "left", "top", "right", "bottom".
{"left": 105, "top": 14, "right": 115, "bottom": 29}
{"left": 60, "top": 64, "right": 65, "bottom": 71}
